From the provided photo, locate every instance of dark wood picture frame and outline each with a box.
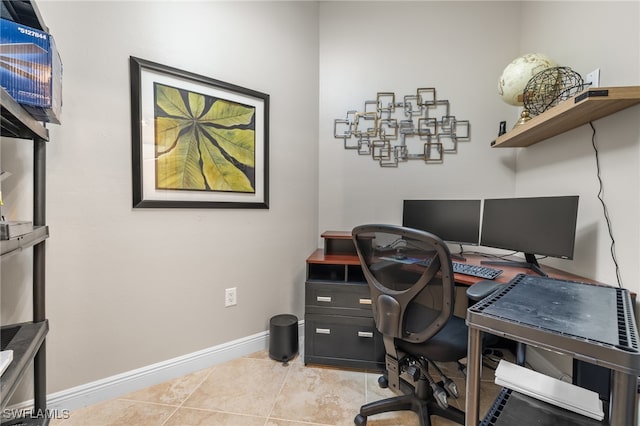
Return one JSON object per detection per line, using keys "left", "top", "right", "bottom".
{"left": 130, "top": 56, "right": 269, "bottom": 208}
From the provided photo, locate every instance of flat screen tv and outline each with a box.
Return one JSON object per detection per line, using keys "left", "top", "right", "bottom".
{"left": 402, "top": 199, "right": 482, "bottom": 246}
{"left": 480, "top": 195, "right": 579, "bottom": 276}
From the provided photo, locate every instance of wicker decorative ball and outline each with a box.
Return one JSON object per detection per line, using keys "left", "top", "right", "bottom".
{"left": 523, "top": 67, "right": 585, "bottom": 116}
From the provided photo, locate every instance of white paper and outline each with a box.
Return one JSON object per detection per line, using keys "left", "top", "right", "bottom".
{"left": 0, "top": 350, "right": 13, "bottom": 376}
{"left": 495, "top": 359, "right": 604, "bottom": 421}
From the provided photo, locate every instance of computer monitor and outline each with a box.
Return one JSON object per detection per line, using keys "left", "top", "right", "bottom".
{"left": 402, "top": 199, "right": 482, "bottom": 246}
{"left": 480, "top": 195, "right": 579, "bottom": 276}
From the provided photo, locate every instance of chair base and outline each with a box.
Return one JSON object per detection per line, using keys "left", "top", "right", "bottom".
{"left": 354, "top": 377, "right": 465, "bottom": 426}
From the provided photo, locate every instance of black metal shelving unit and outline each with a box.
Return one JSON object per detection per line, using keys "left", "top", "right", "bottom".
{"left": 1, "top": 1, "right": 51, "bottom": 421}
{"left": 465, "top": 274, "right": 640, "bottom": 426}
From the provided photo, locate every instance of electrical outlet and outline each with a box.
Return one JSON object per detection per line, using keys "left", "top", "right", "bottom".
{"left": 585, "top": 69, "right": 600, "bottom": 88}
{"left": 225, "top": 287, "right": 237, "bottom": 307}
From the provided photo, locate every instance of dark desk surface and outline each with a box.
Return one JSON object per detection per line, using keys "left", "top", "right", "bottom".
{"left": 307, "top": 248, "right": 361, "bottom": 265}
{"left": 448, "top": 252, "right": 597, "bottom": 287}
{"left": 307, "top": 248, "right": 597, "bottom": 287}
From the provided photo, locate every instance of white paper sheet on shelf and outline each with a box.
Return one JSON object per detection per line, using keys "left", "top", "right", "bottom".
{"left": 0, "top": 350, "right": 13, "bottom": 376}
{"left": 494, "top": 359, "right": 604, "bottom": 421}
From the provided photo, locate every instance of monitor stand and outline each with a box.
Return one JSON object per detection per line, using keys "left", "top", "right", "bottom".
{"left": 451, "top": 244, "right": 466, "bottom": 262}
{"left": 481, "top": 253, "right": 548, "bottom": 277}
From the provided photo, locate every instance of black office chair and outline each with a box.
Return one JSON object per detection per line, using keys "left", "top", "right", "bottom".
{"left": 352, "top": 224, "right": 469, "bottom": 426}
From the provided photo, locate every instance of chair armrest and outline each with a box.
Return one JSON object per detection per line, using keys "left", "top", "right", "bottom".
{"left": 466, "top": 280, "right": 502, "bottom": 302}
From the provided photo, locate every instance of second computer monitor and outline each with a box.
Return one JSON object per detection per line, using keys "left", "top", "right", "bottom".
{"left": 402, "top": 199, "right": 482, "bottom": 245}
{"left": 480, "top": 195, "right": 579, "bottom": 261}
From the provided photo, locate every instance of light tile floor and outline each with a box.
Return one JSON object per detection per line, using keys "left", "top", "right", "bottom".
{"left": 51, "top": 350, "right": 505, "bottom": 426}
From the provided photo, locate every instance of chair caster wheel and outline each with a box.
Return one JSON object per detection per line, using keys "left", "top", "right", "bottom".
{"left": 378, "top": 375, "right": 388, "bottom": 388}
{"left": 354, "top": 414, "right": 367, "bottom": 425}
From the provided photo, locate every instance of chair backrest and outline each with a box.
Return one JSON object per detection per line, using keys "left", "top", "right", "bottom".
{"left": 352, "top": 224, "right": 455, "bottom": 344}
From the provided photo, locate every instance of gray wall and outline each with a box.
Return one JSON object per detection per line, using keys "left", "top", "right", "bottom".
{"left": 318, "top": 1, "right": 520, "bottom": 234}
{"left": 318, "top": 1, "right": 639, "bottom": 290}
{"left": 1, "top": 0, "right": 638, "bottom": 398}
{"left": 515, "top": 1, "right": 639, "bottom": 287}
{"left": 2, "top": 1, "right": 320, "bottom": 394}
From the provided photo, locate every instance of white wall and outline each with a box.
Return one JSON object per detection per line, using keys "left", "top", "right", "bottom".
{"left": 2, "top": 0, "right": 320, "bottom": 394}
{"left": 318, "top": 1, "right": 521, "bottom": 241}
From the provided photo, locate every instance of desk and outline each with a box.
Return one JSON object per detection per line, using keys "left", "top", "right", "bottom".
{"left": 304, "top": 232, "right": 384, "bottom": 369}
{"left": 465, "top": 274, "right": 640, "bottom": 426}
{"left": 446, "top": 252, "right": 597, "bottom": 287}
{"left": 304, "top": 232, "right": 605, "bottom": 374}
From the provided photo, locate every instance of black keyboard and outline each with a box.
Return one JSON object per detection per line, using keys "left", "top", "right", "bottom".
{"left": 452, "top": 261, "right": 502, "bottom": 280}
{"left": 417, "top": 258, "right": 503, "bottom": 280}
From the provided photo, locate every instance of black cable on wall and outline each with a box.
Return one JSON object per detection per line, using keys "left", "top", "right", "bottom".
{"left": 590, "top": 121, "right": 622, "bottom": 288}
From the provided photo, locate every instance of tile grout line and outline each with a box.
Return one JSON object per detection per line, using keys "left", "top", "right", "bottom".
{"left": 266, "top": 416, "right": 334, "bottom": 426}
{"left": 166, "top": 405, "right": 271, "bottom": 421}
{"left": 157, "top": 364, "right": 217, "bottom": 426}
{"left": 363, "top": 370, "right": 371, "bottom": 408}
{"left": 264, "top": 356, "right": 296, "bottom": 425}
{"left": 264, "top": 355, "right": 337, "bottom": 426}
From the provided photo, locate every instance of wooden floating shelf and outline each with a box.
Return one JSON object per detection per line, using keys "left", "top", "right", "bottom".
{"left": 492, "top": 86, "right": 640, "bottom": 148}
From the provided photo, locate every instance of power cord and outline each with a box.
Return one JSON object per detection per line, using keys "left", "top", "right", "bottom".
{"left": 590, "top": 121, "right": 622, "bottom": 288}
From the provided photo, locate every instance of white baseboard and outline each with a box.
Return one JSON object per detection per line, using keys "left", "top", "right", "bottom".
{"left": 13, "top": 321, "right": 304, "bottom": 412}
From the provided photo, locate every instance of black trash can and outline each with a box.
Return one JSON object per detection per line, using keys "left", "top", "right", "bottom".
{"left": 269, "top": 314, "right": 298, "bottom": 364}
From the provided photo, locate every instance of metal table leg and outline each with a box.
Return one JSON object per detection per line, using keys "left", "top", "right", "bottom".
{"left": 465, "top": 327, "right": 482, "bottom": 426}
{"left": 609, "top": 370, "right": 638, "bottom": 426}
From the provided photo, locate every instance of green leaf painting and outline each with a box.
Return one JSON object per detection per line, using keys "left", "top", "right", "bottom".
{"left": 153, "top": 82, "right": 256, "bottom": 193}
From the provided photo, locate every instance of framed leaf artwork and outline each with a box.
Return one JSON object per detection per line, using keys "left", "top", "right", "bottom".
{"left": 130, "top": 57, "right": 269, "bottom": 208}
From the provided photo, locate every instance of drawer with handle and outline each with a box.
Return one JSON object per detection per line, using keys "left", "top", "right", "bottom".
{"left": 305, "top": 281, "right": 373, "bottom": 316}
{"left": 304, "top": 313, "right": 384, "bottom": 368}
